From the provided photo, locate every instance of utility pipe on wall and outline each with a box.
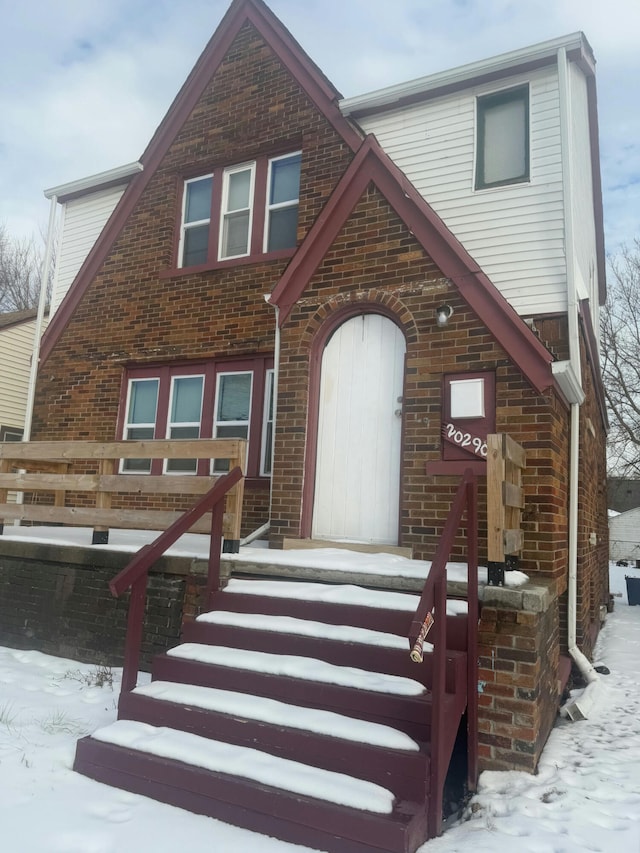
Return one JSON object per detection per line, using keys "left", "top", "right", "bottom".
{"left": 557, "top": 46, "right": 601, "bottom": 720}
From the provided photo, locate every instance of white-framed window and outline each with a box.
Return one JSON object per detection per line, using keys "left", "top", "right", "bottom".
{"left": 177, "top": 152, "right": 301, "bottom": 268}
{"left": 122, "top": 378, "right": 159, "bottom": 472}
{"left": 165, "top": 374, "right": 204, "bottom": 473}
{"left": 179, "top": 175, "right": 213, "bottom": 267}
{"left": 475, "top": 85, "right": 529, "bottom": 190}
{"left": 260, "top": 369, "right": 275, "bottom": 476}
{"left": 212, "top": 371, "right": 253, "bottom": 472}
{"left": 265, "top": 152, "right": 302, "bottom": 253}
{"left": 119, "top": 358, "right": 273, "bottom": 478}
{"left": 219, "top": 163, "right": 255, "bottom": 260}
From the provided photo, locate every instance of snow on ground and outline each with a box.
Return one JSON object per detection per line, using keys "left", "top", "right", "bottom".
{"left": 0, "top": 563, "right": 639, "bottom": 852}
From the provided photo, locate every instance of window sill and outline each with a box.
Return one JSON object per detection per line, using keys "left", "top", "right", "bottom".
{"left": 160, "top": 248, "right": 296, "bottom": 279}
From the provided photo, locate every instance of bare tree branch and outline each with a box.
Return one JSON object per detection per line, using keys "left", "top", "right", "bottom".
{"left": 0, "top": 222, "right": 47, "bottom": 312}
{"left": 602, "top": 238, "right": 640, "bottom": 476}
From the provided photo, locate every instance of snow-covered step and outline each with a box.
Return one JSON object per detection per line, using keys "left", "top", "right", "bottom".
{"left": 132, "top": 680, "right": 420, "bottom": 751}
{"left": 92, "top": 720, "right": 395, "bottom": 814}
{"left": 221, "top": 578, "right": 468, "bottom": 615}
{"left": 167, "top": 643, "right": 427, "bottom": 696}
{"left": 197, "top": 610, "right": 419, "bottom": 651}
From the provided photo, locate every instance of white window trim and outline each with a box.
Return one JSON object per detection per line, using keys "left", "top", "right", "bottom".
{"left": 260, "top": 369, "right": 275, "bottom": 476}
{"left": 218, "top": 162, "right": 256, "bottom": 260}
{"left": 163, "top": 374, "right": 205, "bottom": 474}
{"left": 121, "top": 377, "right": 159, "bottom": 474}
{"left": 178, "top": 174, "right": 213, "bottom": 267}
{"left": 263, "top": 151, "right": 302, "bottom": 253}
{"left": 211, "top": 370, "right": 254, "bottom": 473}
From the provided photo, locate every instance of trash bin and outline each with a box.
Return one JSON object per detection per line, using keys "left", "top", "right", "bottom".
{"left": 625, "top": 576, "right": 640, "bottom": 606}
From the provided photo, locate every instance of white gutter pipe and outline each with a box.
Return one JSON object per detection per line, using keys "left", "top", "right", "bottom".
{"left": 23, "top": 194, "right": 58, "bottom": 443}
{"left": 556, "top": 47, "right": 601, "bottom": 720}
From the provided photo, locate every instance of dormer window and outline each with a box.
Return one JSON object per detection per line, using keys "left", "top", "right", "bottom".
{"left": 475, "top": 85, "right": 529, "bottom": 190}
{"left": 177, "top": 151, "right": 301, "bottom": 268}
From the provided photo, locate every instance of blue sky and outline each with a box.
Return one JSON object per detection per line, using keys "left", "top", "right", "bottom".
{"left": 0, "top": 0, "right": 638, "bottom": 252}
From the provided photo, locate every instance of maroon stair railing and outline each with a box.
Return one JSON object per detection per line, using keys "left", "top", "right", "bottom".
{"left": 109, "top": 467, "right": 243, "bottom": 692}
{"left": 408, "top": 468, "right": 478, "bottom": 838}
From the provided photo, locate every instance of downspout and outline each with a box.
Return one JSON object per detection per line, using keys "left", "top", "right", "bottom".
{"left": 557, "top": 46, "right": 601, "bottom": 720}
{"left": 14, "top": 194, "right": 57, "bottom": 521}
{"left": 23, "top": 193, "right": 58, "bottom": 443}
{"left": 239, "top": 296, "right": 280, "bottom": 546}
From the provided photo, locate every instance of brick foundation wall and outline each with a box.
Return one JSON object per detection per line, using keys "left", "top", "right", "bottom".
{"left": 477, "top": 583, "right": 560, "bottom": 772}
{"left": 0, "top": 540, "right": 205, "bottom": 671}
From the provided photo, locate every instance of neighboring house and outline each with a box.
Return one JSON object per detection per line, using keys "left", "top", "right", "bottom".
{"left": 608, "top": 477, "right": 640, "bottom": 514}
{"left": 609, "top": 508, "right": 640, "bottom": 565}
{"left": 0, "top": 308, "right": 41, "bottom": 442}
{"left": 29, "top": 0, "right": 609, "bottom": 829}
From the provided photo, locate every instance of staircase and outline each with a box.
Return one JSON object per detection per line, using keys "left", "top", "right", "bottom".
{"left": 74, "top": 575, "right": 472, "bottom": 853}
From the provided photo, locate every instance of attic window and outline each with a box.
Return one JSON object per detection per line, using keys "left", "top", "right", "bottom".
{"left": 177, "top": 151, "right": 301, "bottom": 268}
{"left": 475, "top": 85, "right": 529, "bottom": 190}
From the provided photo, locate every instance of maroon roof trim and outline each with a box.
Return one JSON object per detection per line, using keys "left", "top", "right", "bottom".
{"left": 40, "top": 0, "right": 362, "bottom": 365}
{"left": 270, "top": 135, "right": 554, "bottom": 394}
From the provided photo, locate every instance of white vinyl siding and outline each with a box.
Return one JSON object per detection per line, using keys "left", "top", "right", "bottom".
{"left": 568, "top": 63, "right": 599, "bottom": 320}
{"left": 610, "top": 509, "right": 640, "bottom": 564}
{"left": 357, "top": 67, "right": 567, "bottom": 316}
{"left": 0, "top": 318, "right": 45, "bottom": 432}
{"left": 51, "top": 185, "right": 126, "bottom": 316}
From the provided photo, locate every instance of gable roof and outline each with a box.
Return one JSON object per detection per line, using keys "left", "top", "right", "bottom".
{"left": 270, "top": 134, "right": 554, "bottom": 395}
{"left": 40, "top": 0, "right": 362, "bottom": 364}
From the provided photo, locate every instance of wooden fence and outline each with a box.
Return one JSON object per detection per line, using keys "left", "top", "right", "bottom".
{"left": 0, "top": 439, "right": 246, "bottom": 548}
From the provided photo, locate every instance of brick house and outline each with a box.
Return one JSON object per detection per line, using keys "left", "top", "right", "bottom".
{"left": 25, "top": 0, "right": 609, "bottom": 846}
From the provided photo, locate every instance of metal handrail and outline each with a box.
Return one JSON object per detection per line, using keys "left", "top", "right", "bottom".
{"left": 408, "top": 468, "right": 478, "bottom": 837}
{"left": 109, "top": 466, "right": 243, "bottom": 692}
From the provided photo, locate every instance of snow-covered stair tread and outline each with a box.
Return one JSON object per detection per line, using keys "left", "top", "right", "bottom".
{"left": 167, "top": 643, "right": 426, "bottom": 696}
{"left": 133, "top": 681, "right": 420, "bottom": 751}
{"left": 224, "top": 578, "right": 468, "bottom": 615}
{"left": 92, "top": 720, "right": 395, "bottom": 813}
{"left": 197, "top": 610, "right": 418, "bottom": 650}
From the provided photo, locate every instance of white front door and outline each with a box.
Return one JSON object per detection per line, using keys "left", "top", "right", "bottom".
{"left": 312, "top": 313, "right": 405, "bottom": 544}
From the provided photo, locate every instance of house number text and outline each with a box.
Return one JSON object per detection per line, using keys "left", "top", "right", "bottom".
{"left": 442, "top": 423, "right": 487, "bottom": 458}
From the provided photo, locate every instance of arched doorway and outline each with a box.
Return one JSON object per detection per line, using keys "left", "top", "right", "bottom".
{"left": 311, "top": 312, "right": 406, "bottom": 544}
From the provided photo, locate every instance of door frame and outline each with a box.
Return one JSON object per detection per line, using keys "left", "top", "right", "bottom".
{"left": 300, "top": 303, "right": 407, "bottom": 540}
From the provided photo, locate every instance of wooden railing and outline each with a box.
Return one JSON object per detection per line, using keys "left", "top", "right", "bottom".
{"left": 0, "top": 439, "right": 246, "bottom": 548}
{"left": 408, "top": 468, "right": 478, "bottom": 839}
{"left": 109, "top": 466, "right": 244, "bottom": 692}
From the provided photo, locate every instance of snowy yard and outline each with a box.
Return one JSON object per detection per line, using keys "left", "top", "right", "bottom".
{"left": 0, "top": 563, "right": 639, "bottom": 852}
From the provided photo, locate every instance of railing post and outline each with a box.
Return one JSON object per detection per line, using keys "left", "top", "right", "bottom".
{"left": 206, "top": 500, "right": 225, "bottom": 609}
{"left": 465, "top": 471, "right": 479, "bottom": 792}
{"left": 121, "top": 571, "right": 148, "bottom": 693}
{"left": 428, "top": 574, "right": 447, "bottom": 838}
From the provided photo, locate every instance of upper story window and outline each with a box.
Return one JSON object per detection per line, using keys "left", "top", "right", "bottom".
{"left": 475, "top": 85, "right": 529, "bottom": 190}
{"left": 118, "top": 357, "right": 274, "bottom": 478}
{"left": 178, "top": 151, "right": 301, "bottom": 268}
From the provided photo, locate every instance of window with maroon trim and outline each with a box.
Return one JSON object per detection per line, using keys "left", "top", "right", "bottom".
{"left": 118, "top": 357, "right": 274, "bottom": 477}
{"left": 177, "top": 151, "right": 301, "bottom": 268}
{"left": 442, "top": 372, "right": 495, "bottom": 461}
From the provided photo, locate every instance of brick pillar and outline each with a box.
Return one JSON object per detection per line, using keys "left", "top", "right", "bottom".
{"left": 477, "top": 582, "right": 560, "bottom": 772}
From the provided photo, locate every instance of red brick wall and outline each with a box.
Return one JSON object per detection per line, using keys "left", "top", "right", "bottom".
{"left": 32, "top": 22, "right": 353, "bottom": 537}
{"left": 270, "top": 186, "right": 572, "bottom": 579}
